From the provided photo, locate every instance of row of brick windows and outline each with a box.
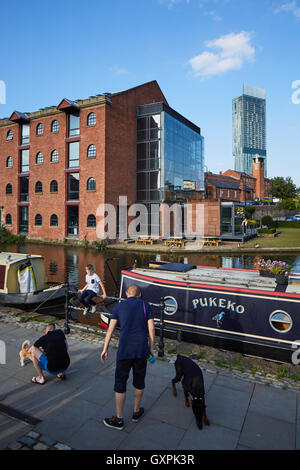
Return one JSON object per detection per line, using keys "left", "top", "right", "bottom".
{"left": 4, "top": 113, "right": 97, "bottom": 142}
{"left": 4, "top": 145, "right": 97, "bottom": 168}
{"left": 5, "top": 213, "right": 97, "bottom": 228}
{"left": 5, "top": 178, "right": 96, "bottom": 195}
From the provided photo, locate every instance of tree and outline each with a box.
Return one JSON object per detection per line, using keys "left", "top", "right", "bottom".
{"left": 270, "top": 177, "right": 299, "bottom": 200}
{"left": 261, "top": 215, "right": 275, "bottom": 229}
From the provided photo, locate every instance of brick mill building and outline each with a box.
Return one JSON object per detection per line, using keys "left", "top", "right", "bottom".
{"left": 0, "top": 81, "right": 206, "bottom": 241}
{"left": 205, "top": 157, "right": 271, "bottom": 204}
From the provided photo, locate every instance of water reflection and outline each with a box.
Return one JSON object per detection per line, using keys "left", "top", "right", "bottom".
{"left": 1, "top": 243, "right": 299, "bottom": 297}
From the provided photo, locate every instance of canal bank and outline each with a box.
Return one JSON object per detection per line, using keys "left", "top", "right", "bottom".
{"left": 1, "top": 312, "right": 300, "bottom": 450}
{"left": 11, "top": 236, "right": 300, "bottom": 254}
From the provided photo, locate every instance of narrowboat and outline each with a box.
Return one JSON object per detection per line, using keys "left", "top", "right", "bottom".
{"left": 119, "top": 261, "right": 300, "bottom": 363}
{"left": 0, "top": 252, "right": 73, "bottom": 310}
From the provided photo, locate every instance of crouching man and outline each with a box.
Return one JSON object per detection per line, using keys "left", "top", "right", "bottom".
{"left": 29, "top": 323, "right": 70, "bottom": 385}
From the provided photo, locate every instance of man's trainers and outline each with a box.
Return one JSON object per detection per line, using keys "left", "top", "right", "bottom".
{"left": 90, "top": 305, "right": 97, "bottom": 314}
{"left": 132, "top": 407, "right": 144, "bottom": 423}
{"left": 83, "top": 307, "right": 89, "bottom": 316}
{"left": 103, "top": 416, "right": 124, "bottom": 430}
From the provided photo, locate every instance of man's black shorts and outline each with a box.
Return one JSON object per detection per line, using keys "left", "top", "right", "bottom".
{"left": 114, "top": 358, "right": 147, "bottom": 393}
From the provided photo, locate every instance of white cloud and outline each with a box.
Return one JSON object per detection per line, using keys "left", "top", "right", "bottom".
{"left": 273, "top": 1, "right": 300, "bottom": 19}
{"left": 205, "top": 10, "right": 222, "bottom": 22}
{"left": 159, "top": 0, "right": 190, "bottom": 8}
{"left": 188, "top": 31, "right": 255, "bottom": 79}
{"left": 110, "top": 66, "right": 130, "bottom": 76}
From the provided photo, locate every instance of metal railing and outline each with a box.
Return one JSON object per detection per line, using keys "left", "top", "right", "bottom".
{"left": 63, "top": 283, "right": 166, "bottom": 357}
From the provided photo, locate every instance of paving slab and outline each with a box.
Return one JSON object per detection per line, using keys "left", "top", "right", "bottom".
{"left": 205, "top": 383, "right": 252, "bottom": 432}
{"left": 238, "top": 411, "right": 296, "bottom": 450}
{"left": 117, "top": 417, "right": 187, "bottom": 450}
{"left": 34, "top": 397, "right": 103, "bottom": 442}
{"left": 1, "top": 321, "right": 300, "bottom": 451}
{"left": 177, "top": 422, "right": 240, "bottom": 450}
{"left": 248, "top": 383, "right": 297, "bottom": 424}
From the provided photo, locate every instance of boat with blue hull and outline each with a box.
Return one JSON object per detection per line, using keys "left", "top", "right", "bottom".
{"left": 119, "top": 262, "right": 300, "bottom": 363}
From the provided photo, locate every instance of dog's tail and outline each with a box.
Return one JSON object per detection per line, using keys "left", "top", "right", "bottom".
{"left": 22, "top": 340, "right": 30, "bottom": 351}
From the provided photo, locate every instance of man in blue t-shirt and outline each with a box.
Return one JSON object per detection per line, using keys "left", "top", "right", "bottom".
{"left": 101, "top": 284, "right": 155, "bottom": 430}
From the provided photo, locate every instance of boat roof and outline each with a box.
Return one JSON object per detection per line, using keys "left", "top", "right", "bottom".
{"left": 130, "top": 262, "right": 300, "bottom": 295}
{"left": 0, "top": 252, "right": 43, "bottom": 266}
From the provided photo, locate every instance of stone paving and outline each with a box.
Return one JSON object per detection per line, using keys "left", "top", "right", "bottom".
{"left": 1, "top": 314, "right": 300, "bottom": 450}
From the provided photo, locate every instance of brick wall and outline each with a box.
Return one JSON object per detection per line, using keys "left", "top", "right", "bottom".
{"left": 0, "top": 81, "right": 168, "bottom": 242}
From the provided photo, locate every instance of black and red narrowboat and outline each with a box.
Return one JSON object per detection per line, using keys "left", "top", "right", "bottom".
{"left": 118, "top": 261, "right": 300, "bottom": 363}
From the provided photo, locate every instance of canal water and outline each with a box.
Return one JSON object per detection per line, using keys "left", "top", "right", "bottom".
{"left": 1, "top": 242, "right": 300, "bottom": 298}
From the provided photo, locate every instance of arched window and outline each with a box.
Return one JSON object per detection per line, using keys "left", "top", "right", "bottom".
{"left": 6, "top": 156, "right": 13, "bottom": 168}
{"left": 35, "top": 181, "right": 43, "bottom": 193}
{"left": 36, "top": 152, "right": 43, "bottom": 164}
{"left": 6, "top": 130, "right": 13, "bottom": 141}
{"left": 35, "top": 214, "right": 42, "bottom": 226}
{"left": 87, "top": 144, "right": 96, "bottom": 158}
{"left": 87, "top": 214, "right": 96, "bottom": 228}
{"left": 6, "top": 183, "right": 12, "bottom": 195}
{"left": 87, "top": 112, "right": 96, "bottom": 126}
{"left": 36, "top": 123, "right": 44, "bottom": 136}
{"left": 50, "top": 214, "right": 58, "bottom": 226}
{"left": 5, "top": 214, "right": 12, "bottom": 225}
{"left": 50, "top": 180, "right": 58, "bottom": 193}
{"left": 51, "top": 149, "right": 58, "bottom": 162}
{"left": 87, "top": 177, "right": 96, "bottom": 191}
{"left": 51, "top": 120, "right": 59, "bottom": 133}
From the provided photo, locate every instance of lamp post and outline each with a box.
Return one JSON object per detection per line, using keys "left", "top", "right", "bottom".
{"left": 158, "top": 297, "right": 165, "bottom": 358}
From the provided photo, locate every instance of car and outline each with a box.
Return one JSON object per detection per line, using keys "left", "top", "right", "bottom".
{"left": 285, "top": 215, "right": 300, "bottom": 221}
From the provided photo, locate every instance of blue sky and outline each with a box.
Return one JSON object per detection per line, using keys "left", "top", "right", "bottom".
{"left": 0, "top": 0, "right": 299, "bottom": 186}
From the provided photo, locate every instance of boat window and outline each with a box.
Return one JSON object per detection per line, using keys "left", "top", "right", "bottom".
{"left": 269, "top": 310, "right": 293, "bottom": 333}
{"left": 0, "top": 265, "right": 6, "bottom": 290}
{"left": 164, "top": 296, "right": 178, "bottom": 316}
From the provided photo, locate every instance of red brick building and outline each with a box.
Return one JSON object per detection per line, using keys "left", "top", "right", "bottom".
{"left": 0, "top": 81, "right": 206, "bottom": 241}
{"left": 205, "top": 172, "right": 255, "bottom": 203}
{"left": 206, "top": 157, "right": 271, "bottom": 203}
{"left": 0, "top": 81, "right": 169, "bottom": 241}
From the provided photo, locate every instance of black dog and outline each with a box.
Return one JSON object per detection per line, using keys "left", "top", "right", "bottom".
{"left": 172, "top": 354, "right": 210, "bottom": 430}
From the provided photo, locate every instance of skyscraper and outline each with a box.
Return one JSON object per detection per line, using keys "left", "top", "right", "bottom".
{"left": 233, "top": 84, "right": 267, "bottom": 176}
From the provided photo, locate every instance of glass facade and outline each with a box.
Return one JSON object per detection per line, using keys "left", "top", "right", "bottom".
{"left": 20, "top": 149, "right": 29, "bottom": 173}
{"left": 21, "top": 123, "right": 30, "bottom": 145}
{"left": 68, "top": 141, "right": 80, "bottom": 168}
{"left": 233, "top": 85, "right": 267, "bottom": 176}
{"left": 20, "top": 176, "right": 29, "bottom": 202}
{"left": 163, "top": 112, "right": 204, "bottom": 201}
{"left": 69, "top": 114, "right": 80, "bottom": 137}
{"left": 67, "top": 173, "right": 79, "bottom": 200}
{"left": 136, "top": 104, "right": 204, "bottom": 204}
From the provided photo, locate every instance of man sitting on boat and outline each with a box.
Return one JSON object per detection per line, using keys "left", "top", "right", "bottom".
{"left": 29, "top": 323, "right": 70, "bottom": 385}
{"left": 78, "top": 264, "right": 107, "bottom": 315}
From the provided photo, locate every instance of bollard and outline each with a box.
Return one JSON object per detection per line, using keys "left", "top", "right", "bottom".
{"left": 157, "top": 297, "right": 165, "bottom": 358}
{"left": 64, "top": 282, "right": 70, "bottom": 335}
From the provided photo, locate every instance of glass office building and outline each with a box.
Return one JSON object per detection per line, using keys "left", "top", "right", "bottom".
{"left": 136, "top": 103, "right": 204, "bottom": 205}
{"left": 233, "top": 84, "right": 267, "bottom": 176}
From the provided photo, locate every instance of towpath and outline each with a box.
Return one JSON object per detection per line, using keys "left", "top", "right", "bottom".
{"left": 0, "top": 317, "right": 300, "bottom": 451}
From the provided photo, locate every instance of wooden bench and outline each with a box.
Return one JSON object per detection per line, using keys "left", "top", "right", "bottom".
{"left": 164, "top": 238, "right": 186, "bottom": 248}
{"left": 202, "top": 237, "right": 220, "bottom": 247}
{"left": 135, "top": 237, "right": 156, "bottom": 246}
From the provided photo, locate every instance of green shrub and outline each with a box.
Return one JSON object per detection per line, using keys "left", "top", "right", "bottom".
{"left": 261, "top": 215, "right": 276, "bottom": 229}
{"left": 0, "top": 226, "right": 26, "bottom": 245}
{"left": 258, "top": 228, "right": 276, "bottom": 234}
{"left": 277, "top": 221, "right": 300, "bottom": 228}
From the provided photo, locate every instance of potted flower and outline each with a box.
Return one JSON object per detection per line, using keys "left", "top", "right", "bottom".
{"left": 269, "top": 261, "right": 290, "bottom": 285}
{"left": 256, "top": 259, "right": 275, "bottom": 277}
